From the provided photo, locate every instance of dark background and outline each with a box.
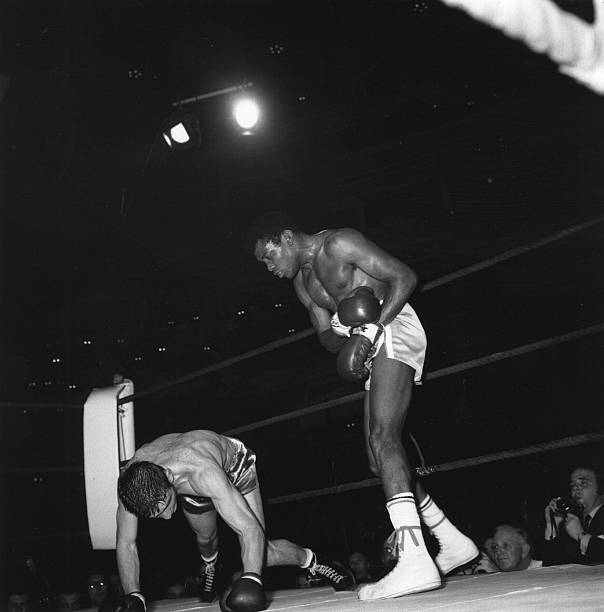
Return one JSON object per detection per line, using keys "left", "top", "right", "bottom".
{"left": 1, "top": 0, "right": 603, "bottom": 600}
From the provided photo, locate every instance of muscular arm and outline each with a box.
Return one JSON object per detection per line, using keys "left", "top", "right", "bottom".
{"left": 116, "top": 502, "right": 142, "bottom": 595}
{"left": 327, "top": 229, "right": 418, "bottom": 326}
{"left": 190, "top": 468, "right": 266, "bottom": 575}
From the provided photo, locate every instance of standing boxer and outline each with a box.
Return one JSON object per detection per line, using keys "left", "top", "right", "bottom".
{"left": 113, "top": 430, "right": 353, "bottom": 611}
{"left": 251, "top": 212, "right": 478, "bottom": 600}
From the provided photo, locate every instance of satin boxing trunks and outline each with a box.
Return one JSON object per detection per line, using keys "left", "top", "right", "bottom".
{"left": 178, "top": 437, "right": 258, "bottom": 515}
{"left": 331, "top": 302, "right": 426, "bottom": 390}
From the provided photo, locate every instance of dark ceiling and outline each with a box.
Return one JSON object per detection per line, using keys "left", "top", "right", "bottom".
{"left": 1, "top": 0, "right": 603, "bottom": 403}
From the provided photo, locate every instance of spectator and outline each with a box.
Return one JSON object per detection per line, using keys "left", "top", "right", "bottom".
{"left": 293, "top": 568, "right": 326, "bottom": 589}
{"left": 7, "top": 593, "right": 30, "bottom": 612}
{"left": 471, "top": 537, "right": 499, "bottom": 574}
{"left": 85, "top": 573, "right": 109, "bottom": 609}
{"left": 543, "top": 466, "right": 604, "bottom": 565}
{"left": 57, "top": 590, "right": 81, "bottom": 612}
{"left": 6, "top": 549, "right": 53, "bottom": 609}
{"left": 347, "top": 552, "right": 374, "bottom": 584}
{"left": 164, "top": 583, "right": 185, "bottom": 599}
{"left": 488, "top": 525, "right": 542, "bottom": 572}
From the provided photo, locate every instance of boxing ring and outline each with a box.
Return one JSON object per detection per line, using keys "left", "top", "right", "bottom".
{"left": 76, "top": 209, "right": 604, "bottom": 610}
{"left": 113, "top": 564, "right": 604, "bottom": 611}
{"left": 5, "top": 1, "right": 604, "bottom": 609}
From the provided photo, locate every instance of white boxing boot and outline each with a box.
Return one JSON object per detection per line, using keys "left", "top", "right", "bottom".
{"left": 418, "top": 494, "right": 479, "bottom": 575}
{"left": 358, "top": 493, "right": 441, "bottom": 601}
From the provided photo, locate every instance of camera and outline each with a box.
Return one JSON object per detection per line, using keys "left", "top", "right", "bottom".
{"left": 552, "top": 496, "right": 582, "bottom": 517}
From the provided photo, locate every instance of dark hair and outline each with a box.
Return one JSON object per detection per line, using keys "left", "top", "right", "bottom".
{"left": 246, "top": 211, "right": 300, "bottom": 254}
{"left": 118, "top": 461, "right": 171, "bottom": 518}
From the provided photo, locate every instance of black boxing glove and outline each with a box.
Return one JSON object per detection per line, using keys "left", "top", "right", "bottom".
{"left": 336, "top": 286, "right": 383, "bottom": 382}
{"left": 337, "top": 286, "right": 381, "bottom": 328}
{"left": 219, "top": 573, "right": 266, "bottom": 612}
{"left": 336, "top": 323, "right": 383, "bottom": 382}
{"left": 112, "top": 592, "right": 146, "bottom": 612}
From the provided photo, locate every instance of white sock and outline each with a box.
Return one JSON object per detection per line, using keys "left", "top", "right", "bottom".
{"left": 417, "top": 494, "right": 448, "bottom": 531}
{"left": 301, "top": 548, "right": 314, "bottom": 569}
{"left": 417, "top": 493, "right": 478, "bottom": 575}
{"left": 385, "top": 492, "right": 429, "bottom": 555}
{"left": 387, "top": 493, "right": 421, "bottom": 528}
{"left": 201, "top": 551, "right": 218, "bottom": 565}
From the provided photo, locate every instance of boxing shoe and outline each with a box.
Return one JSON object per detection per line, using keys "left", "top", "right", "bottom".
{"left": 434, "top": 527, "right": 479, "bottom": 576}
{"left": 306, "top": 553, "right": 355, "bottom": 591}
{"left": 358, "top": 527, "right": 440, "bottom": 600}
{"left": 198, "top": 555, "right": 220, "bottom": 602}
{"left": 416, "top": 494, "right": 479, "bottom": 575}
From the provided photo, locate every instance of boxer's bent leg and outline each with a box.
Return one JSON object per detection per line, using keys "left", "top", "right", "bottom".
{"left": 243, "top": 487, "right": 307, "bottom": 567}
{"left": 246, "top": 484, "right": 354, "bottom": 590}
{"left": 184, "top": 508, "right": 221, "bottom": 601}
{"left": 183, "top": 508, "right": 219, "bottom": 557}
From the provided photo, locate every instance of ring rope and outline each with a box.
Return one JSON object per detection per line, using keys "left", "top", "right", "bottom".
{"left": 422, "top": 214, "right": 604, "bottom": 291}
{"left": 119, "top": 214, "right": 604, "bottom": 405}
{"left": 2, "top": 466, "right": 82, "bottom": 474}
{"left": 0, "top": 401, "right": 81, "bottom": 410}
{"left": 224, "top": 321, "right": 604, "bottom": 435}
{"left": 7, "top": 426, "right": 602, "bottom": 478}
{"left": 118, "top": 328, "right": 315, "bottom": 404}
{"left": 440, "top": 0, "right": 604, "bottom": 95}
{"left": 266, "top": 431, "right": 604, "bottom": 505}
{"left": 424, "top": 322, "right": 604, "bottom": 381}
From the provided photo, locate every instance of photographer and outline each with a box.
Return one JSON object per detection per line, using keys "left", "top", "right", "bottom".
{"left": 543, "top": 466, "right": 604, "bottom": 566}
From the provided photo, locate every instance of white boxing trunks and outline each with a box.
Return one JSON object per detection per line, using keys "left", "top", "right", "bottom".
{"left": 331, "top": 302, "right": 426, "bottom": 390}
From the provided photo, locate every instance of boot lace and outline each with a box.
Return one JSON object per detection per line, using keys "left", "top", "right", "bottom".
{"left": 202, "top": 559, "right": 216, "bottom": 593}
{"left": 309, "top": 562, "right": 344, "bottom": 584}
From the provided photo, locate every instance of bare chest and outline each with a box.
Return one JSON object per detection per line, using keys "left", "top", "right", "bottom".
{"left": 302, "top": 257, "right": 364, "bottom": 311}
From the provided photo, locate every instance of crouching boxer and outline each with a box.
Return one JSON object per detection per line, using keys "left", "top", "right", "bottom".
{"left": 112, "top": 430, "right": 354, "bottom": 611}
{"left": 251, "top": 213, "right": 478, "bottom": 600}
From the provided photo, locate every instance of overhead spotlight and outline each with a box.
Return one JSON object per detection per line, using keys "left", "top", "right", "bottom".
{"left": 162, "top": 114, "right": 201, "bottom": 150}
{"left": 232, "top": 98, "right": 260, "bottom": 133}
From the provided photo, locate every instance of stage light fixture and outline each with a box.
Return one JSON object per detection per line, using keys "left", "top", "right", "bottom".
{"left": 162, "top": 114, "right": 201, "bottom": 150}
{"left": 233, "top": 98, "right": 260, "bottom": 132}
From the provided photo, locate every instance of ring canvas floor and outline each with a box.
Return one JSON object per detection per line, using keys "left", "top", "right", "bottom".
{"left": 87, "top": 564, "right": 603, "bottom": 612}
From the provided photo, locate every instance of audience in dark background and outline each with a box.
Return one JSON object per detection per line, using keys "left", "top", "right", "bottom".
{"left": 84, "top": 574, "right": 107, "bottom": 610}
{"left": 7, "top": 592, "right": 31, "bottom": 612}
{"left": 57, "top": 590, "right": 81, "bottom": 612}
{"left": 346, "top": 551, "right": 374, "bottom": 584}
